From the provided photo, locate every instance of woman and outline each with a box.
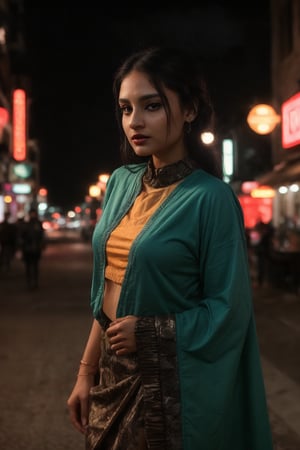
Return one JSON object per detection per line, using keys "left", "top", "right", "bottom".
{"left": 67, "top": 46, "right": 274, "bottom": 450}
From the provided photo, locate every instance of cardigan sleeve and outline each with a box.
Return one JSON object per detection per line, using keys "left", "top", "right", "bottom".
{"left": 173, "top": 186, "right": 273, "bottom": 449}
{"left": 176, "top": 185, "right": 252, "bottom": 360}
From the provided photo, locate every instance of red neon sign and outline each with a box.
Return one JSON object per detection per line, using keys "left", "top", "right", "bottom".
{"left": 282, "top": 92, "right": 300, "bottom": 149}
{"left": 238, "top": 196, "right": 273, "bottom": 229}
{"left": 0, "top": 107, "right": 9, "bottom": 129}
{"left": 12, "top": 89, "right": 27, "bottom": 161}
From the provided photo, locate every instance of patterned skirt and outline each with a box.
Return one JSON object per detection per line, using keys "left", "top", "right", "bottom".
{"left": 86, "top": 312, "right": 182, "bottom": 450}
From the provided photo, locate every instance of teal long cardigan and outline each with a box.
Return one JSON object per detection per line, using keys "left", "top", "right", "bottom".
{"left": 91, "top": 163, "right": 274, "bottom": 450}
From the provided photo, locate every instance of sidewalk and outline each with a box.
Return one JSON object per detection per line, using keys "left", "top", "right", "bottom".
{"left": 252, "top": 283, "right": 300, "bottom": 450}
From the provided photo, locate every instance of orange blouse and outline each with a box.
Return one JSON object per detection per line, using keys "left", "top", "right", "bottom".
{"left": 105, "top": 182, "right": 178, "bottom": 284}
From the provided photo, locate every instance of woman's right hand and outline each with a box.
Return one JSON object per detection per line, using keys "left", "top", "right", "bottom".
{"left": 67, "top": 374, "right": 95, "bottom": 434}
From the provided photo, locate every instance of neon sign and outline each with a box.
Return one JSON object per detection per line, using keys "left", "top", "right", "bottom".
{"left": 282, "top": 92, "right": 300, "bottom": 149}
{"left": 12, "top": 89, "right": 27, "bottom": 161}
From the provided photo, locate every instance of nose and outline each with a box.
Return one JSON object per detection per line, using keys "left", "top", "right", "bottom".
{"left": 129, "top": 108, "right": 144, "bottom": 130}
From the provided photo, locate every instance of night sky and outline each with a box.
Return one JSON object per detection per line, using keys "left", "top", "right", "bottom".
{"left": 24, "top": 1, "right": 271, "bottom": 209}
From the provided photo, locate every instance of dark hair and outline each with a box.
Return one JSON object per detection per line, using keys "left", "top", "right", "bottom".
{"left": 113, "top": 46, "right": 222, "bottom": 178}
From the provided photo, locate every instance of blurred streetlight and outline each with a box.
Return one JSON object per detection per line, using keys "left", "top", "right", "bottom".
{"left": 98, "top": 173, "right": 110, "bottom": 184}
{"left": 88, "top": 184, "right": 101, "bottom": 225}
{"left": 97, "top": 173, "right": 110, "bottom": 195}
{"left": 200, "top": 131, "right": 215, "bottom": 145}
{"left": 89, "top": 184, "right": 101, "bottom": 198}
{"left": 247, "top": 104, "right": 281, "bottom": 135}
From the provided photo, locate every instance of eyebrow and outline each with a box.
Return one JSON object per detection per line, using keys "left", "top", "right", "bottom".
{"left": 118, "top": 93, "right": 160, "bottom": 103}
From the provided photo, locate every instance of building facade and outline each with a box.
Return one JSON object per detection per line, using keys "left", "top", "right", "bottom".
{"left": 257, "top": 0, "right": 300, "bottom": 252}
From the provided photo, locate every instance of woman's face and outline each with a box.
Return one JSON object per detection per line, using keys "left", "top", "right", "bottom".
{"left": 118, "top": 70, "right": 192, "bottom": 167}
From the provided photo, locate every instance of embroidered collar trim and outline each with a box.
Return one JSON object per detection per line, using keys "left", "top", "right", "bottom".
{"left": 143, "top": 158, "right": 195, "bottom": 188}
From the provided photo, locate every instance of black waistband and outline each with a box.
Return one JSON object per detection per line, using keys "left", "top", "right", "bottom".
{"left": 98, "top": 308, "right": 112, "bottom": 331}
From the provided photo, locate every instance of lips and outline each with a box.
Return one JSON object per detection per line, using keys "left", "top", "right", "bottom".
{"left": 131, "top": 134, "right": 149, "bottom": 145}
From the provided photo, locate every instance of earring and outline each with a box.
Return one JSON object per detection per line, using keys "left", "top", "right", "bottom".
{"left": 185, "top": 121, "right": 192, "bottom": 134}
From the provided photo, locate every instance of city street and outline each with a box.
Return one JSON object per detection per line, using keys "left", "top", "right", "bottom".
{"left": 0, "top": 230, "right": 300, "bottom": 450}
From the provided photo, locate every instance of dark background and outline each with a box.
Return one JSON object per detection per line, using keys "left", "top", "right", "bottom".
{"left": 23, "top": 1, "right": 271, "bottom": 209}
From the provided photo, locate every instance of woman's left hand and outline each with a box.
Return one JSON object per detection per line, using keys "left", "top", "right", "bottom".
{"left": 106, "top": 315, "right": 138, "bottom": 355}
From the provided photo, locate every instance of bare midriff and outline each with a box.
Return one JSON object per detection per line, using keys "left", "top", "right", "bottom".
{"left": 102, "top": 279, "right": 122, "bottom": 320}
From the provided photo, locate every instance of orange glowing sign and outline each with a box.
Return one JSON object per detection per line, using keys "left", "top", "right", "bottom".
{"left": 247, "top": 104, "right": 280, "bottom": 135}
{"left": 250, "top": 185, "right": 275, "bottom": 198}
{"left": 12, "top": 89, "right": 26, "bottom": 161}
{"left": 282, "top": 92, "right": 300, "bottom": 149}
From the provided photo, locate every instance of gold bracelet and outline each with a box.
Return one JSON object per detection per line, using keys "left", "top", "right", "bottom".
{"left": 80, "top": 359, "right": 98, "bottom": 368}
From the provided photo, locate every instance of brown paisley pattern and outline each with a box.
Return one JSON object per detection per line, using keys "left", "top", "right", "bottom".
{"left": 86, "top": 312, "right": 182, "bottom": 450}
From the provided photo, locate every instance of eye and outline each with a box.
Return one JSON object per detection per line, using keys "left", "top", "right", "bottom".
{"left": 119, "top": 104, "right": 132, "bottom": 115}
{"left": 146, "top": 102, "right": 162, "bottom": 111}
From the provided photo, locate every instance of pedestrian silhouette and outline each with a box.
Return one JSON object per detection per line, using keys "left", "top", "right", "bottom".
{"left": 0, "top": 212, "right": 17, "bottom": 273}
{"left": 20, "top": 208, "right": 45, "bottom": 289}
{"left": 253, "top": 218, "right": 274, "bottom": 287}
